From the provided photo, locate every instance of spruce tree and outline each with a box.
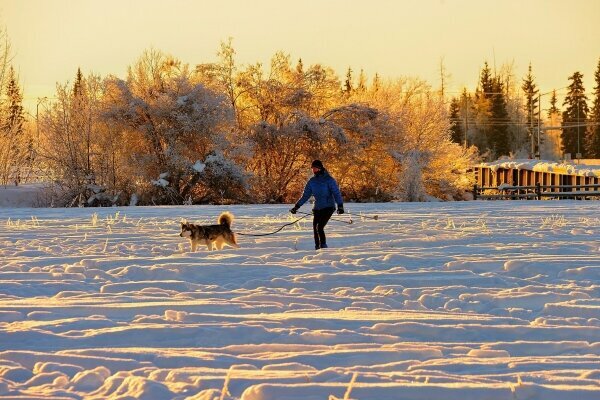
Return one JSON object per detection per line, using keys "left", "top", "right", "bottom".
{"left": 73, "top": 67, "right": 84, "bottom": 97}
{"left": 489, "top": 77, "right": 511, "bottom": 157}
{"left": 471, "top": 63, "right": 493, "bottom": 155}
{"left": 561, "top": 71, "right": 588, "bottom": 157}
{"left": 586, "top": 59, "right": 600, "bottom": 158}
{"left": 72, "top": 68, "right": 92, "bottom": 173}
{"left": 449, "top": 97, "right": 463, "bottom": 144}
{"left": 344, "top": 67, "right": 353, "bottom": 94}
{"left": 1, "top": 66, "right": 26, "bottom": 184}
{"left": 357, "top": 69, "right": 367, "bottom": 92}
{"left": 547, "top": 89, "right": 559, "bottom": 118}
{"left": 372, "top": 73, "right": 381, "bottom": 92}
{"left": 296, "top": 58, "right": 304, "bottom": 75}
{"left": 521, "top": 63, "right": 539, "bottom": 155}
{"left": 3, "top": 66, "right": 24, "bottom": 137}
{"left": 479, "top": 62, "right": 494, "bottom": 98}
{"left": 474, "top": 62, "right": 510, "bottom": 158}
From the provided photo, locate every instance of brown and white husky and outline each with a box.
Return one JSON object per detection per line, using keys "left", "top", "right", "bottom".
{"left": 179, "top": 212, "right": 239, "bottom": 251}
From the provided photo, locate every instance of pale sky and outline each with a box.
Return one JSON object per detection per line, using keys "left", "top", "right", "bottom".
{"left": 2, "top": 0, "right": 600, "bottom": 114}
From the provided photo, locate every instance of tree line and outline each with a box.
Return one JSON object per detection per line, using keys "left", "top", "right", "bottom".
{"left": 2, "top": 40, "right": 476, "bottom": 205}
{"left": 1, "top": 35, "right": 599, "bottom": 206}
{"left": 448, "top": 60, "right": 600, "bottom": 161}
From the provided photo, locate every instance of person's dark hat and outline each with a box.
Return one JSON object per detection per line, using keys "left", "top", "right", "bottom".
{"left": 311, "top": 160, "right": 324, "bottom": 169}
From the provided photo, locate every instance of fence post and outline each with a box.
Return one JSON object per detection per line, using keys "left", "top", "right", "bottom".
{"left": 536, "top": 182, "right": 541, "bottom": 200}
{"left": 473, "top": 184, "right": 478, "bottom": 200}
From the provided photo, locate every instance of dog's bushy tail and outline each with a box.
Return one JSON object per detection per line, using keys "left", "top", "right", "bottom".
{"left": 218, "top": 212, "right": 234, "bottom": 228}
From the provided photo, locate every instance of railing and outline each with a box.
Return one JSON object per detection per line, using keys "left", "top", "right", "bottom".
{"left": 473, "top": 183, "right": 600, "bottom": 200}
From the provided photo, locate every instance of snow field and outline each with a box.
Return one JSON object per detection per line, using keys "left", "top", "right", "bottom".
{"left": 0, "top": 202, "right": 599, "bottom": 399}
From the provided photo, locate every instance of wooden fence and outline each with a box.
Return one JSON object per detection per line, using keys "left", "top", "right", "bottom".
{"left": 474, "top": 183, "right": 600, "bottom": 200}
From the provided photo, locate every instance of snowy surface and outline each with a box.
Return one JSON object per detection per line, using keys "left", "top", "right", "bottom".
{"left": 481, "top": 158, "right": 600, "bottom": 177}
{"left": 0, "top": 202, "right": 599, "bottom": 399}
{"left": 0, "top": 184, "right": 46, "bottom": 208}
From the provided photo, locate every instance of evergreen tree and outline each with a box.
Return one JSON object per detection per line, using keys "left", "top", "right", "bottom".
{"left": 296, "top": 58, "right": 304, "bottom": 75}
{"left": 372, "top": 73, "right": 381, "bottom": 92}
{"left": 344, "top": 67, "right": 353, "bottom": 94}
{"left": 472, "top": 62, "right": 495, "bottom": 156}
{"left": 561, "top": 71, "right": 588, "bottom": 157}
{"left": 357, "top": 69, "right": 367, "bottom": 92}
{"left": 3, "top": 66, "right": 24, "bottom": 136}
{"left": 585, "top": 59, "right": 600, "bottom": 158}
{"left": 547, "top": 89, "right": 559, "bottom": 118}
{"left": 521, "top": 63, "right": 539, "bottom": 155}
{"left": 73, "top": 67, "right": 84, "bottom": 97}
{"left": 1, "top": 66, "right": 26, "bottom": 184}
{"left": 71, "top": 67, "right": 92, "bottom": 173}
{"left": 489, "top": 77, "right": 511, "bottom": 157}
{"left": 479, "top": 61, "right": 494, "bottom": 97}
{"left": 449, "top": 97, "right": 463, "bottom": 144}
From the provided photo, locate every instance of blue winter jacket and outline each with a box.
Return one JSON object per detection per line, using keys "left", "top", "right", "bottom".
{"left": 295, "top": 169, "right": 343, "bottom": 211}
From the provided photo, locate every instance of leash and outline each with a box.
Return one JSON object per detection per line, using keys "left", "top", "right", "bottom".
{"left": 236, "top": 214, "right": 311, "bottom": 236}
{"left": 358, "top": 212, "right": 379, "bottom": 220}
{"left": 297, "top": 210, "right": 354, "bottom": 225}
{"left": 236, "top": 208, "right": 376, "bottom": 237}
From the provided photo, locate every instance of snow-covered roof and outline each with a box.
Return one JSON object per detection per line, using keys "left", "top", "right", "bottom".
{"left": 479, "top": 159, "right": 600, "bottom": 178}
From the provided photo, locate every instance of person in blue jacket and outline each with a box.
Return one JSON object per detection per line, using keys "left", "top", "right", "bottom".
{"left": 290, "top": 160, "right": 344, "bottom": 250}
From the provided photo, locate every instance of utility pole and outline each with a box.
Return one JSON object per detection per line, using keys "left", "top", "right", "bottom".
{"left": 537, "top": 93, "right": 541, "bottom": 159}
{"left": 535, "top": 87, "right": 569, "bottom": 161}
{"left": 576, "top": 102, "right": 581, "bottom": 163}
{"left": 530, "top": 97, "right": 535, "bottom": 157}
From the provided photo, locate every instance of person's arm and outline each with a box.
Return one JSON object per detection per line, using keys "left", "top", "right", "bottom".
{"left": 329, "top": 177, "right": 343, "bottom": 208}
{"left": 293, "top": 181, "right": 313, "bottom": 209}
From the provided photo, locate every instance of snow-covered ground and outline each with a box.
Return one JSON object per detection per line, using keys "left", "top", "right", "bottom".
{"left": 0, "top": 202, "right": 599, "bottom": 399}
{"left": 0, "top": 184, "right": 47, "bottom": 208}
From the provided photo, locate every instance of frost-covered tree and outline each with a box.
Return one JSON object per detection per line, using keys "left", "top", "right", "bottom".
{"left": 103, "top": 50, "right": 237, "bottom": 204}
{"left": 362, "top": 78, "right": 477, "bottom": 201}
{"left": 397, "top": 149, "right": 427, "bottom": 202}
{"left": 233, "top": 52, "right": 387, "bottom": 202}
{"left": 194, "top": 38, "right": 251, "bottom": 130}
{"left": 39, "top": 70, "right": 110, "bottom": 206}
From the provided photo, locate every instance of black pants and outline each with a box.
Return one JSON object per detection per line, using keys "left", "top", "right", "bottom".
{"left": 313, "top": 207, "right": 335, "bottom": 249}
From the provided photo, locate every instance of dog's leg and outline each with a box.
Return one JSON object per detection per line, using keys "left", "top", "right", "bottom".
{"left": 191, "top": 241, "right": 198, "bottom": 252}
{"left": 215, "top": 238, "right": 224, "bottom": 250}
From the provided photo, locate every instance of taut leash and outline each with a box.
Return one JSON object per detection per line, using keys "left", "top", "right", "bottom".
{"left": 235, "top": 214, "right": 310, "bottom": 237}
{"left": 236, "top": 208, "right": 378, "bottom": 237}
{"left": 297, "top": 210, "right": 354, "bottom": 225}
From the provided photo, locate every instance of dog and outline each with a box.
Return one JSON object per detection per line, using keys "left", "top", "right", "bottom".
{"left": 179, "top": 212, "right": 239, "bottom": 252}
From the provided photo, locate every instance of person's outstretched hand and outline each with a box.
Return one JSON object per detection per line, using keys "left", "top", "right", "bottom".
{"left": 290, "top": 206, "right": 299, "bottom": 214}
{"left": 337, "top": 206, "right": 345, "bottom": 215}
